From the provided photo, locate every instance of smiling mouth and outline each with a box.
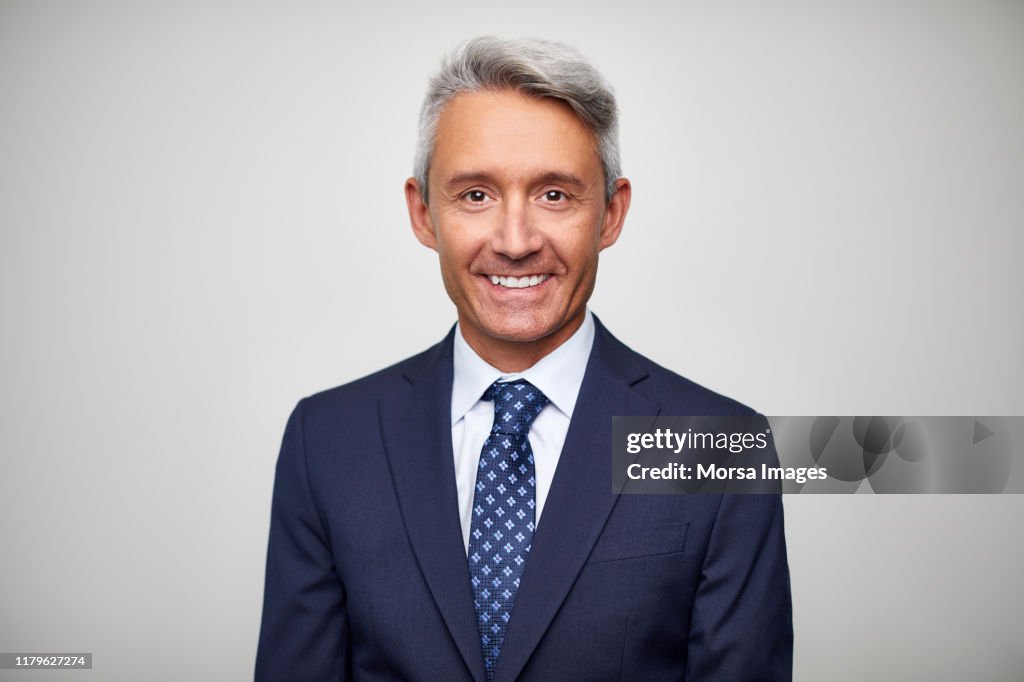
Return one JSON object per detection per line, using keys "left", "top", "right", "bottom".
{"left": 486, "top": 274, "right": 551, "bottom": 289}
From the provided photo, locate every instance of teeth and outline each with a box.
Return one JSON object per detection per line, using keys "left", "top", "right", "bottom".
{"left": 490, "top": 274, "right": 549, "bottom": 289}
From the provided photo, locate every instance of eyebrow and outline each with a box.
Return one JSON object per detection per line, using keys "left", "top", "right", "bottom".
{"left": 442, "top": 171, "right": 588, "bottom": 190}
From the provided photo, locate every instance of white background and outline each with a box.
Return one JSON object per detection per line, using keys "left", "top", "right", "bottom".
{"left": 2, "top": 1, "right": 1022, "bottom": 679}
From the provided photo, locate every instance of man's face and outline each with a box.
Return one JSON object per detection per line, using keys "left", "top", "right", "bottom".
{"left": 406, "top": 89, "right": 630, "bottom": 363}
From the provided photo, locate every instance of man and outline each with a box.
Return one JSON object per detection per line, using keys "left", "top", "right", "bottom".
{"left": 256, "top": 37, "right": 792, "bottom": 681}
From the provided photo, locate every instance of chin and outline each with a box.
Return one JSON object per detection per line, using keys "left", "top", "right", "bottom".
{"left": 483, "top": 324, "right": 553, "bottom": 344}
{"left": 475, "top": 310, "right": 566, "bottom": 344}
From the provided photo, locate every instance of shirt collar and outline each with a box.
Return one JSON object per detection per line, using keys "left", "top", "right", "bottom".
{"left": 451, "top": 310, "right": 595, "bottom": 425}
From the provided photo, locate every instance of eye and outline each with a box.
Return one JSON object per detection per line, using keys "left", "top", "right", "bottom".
{"left": 463, "top": 190, "right": 488, "bottom": 203}
{"left": 544, "top": 190, "right": 566, "bottom": 202}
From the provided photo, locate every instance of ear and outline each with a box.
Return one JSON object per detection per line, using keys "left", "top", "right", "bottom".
{"left": 598, "top": 177, "right": 631, "bottom": 250}
{"left": 405, "top": 177, "right": 437, "bottom": 250}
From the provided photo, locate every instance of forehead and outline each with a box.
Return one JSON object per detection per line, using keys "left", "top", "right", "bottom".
{"left": 431, "top": 89, "right": 601, "bottom": 183}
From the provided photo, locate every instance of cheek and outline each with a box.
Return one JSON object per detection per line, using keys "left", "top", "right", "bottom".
{"left": 547, "top": 227, "right": 601, "bottom": 272}
{"left": 433, "top": 214, "right": 489, "bottom": 258}
{"left": 435, "top": 235, "right": 483, "bottom": 284}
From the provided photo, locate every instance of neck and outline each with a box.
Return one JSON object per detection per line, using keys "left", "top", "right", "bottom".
{"left": 460, "top": 312, "right": 586, "bottom": 373}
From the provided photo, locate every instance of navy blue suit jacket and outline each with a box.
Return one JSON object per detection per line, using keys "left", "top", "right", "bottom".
{"left": 256, "top": 318, "right": 792, "bottom": 681}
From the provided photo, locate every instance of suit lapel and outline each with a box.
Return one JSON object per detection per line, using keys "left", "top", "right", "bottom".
{"left": 378, "top": 332, "right": 486, "bottom": 682}
{"left": 495, "top": 320, "right": 661, "bottom": 682}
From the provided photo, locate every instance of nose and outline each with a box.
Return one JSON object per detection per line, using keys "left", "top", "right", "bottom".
{"left": 491, "top": 199, "right": 542, "bottom": 260}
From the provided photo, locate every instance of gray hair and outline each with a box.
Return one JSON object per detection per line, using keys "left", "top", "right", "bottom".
{"left": 414, "top": 36, "right": 621, "bottom": 202}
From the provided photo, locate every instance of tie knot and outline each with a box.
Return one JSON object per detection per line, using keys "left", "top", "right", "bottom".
{"left": 483, "top": 379, "right": 549, "bottom": 435}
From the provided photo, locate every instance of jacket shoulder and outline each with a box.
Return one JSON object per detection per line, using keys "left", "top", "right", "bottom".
{"left": 298, "top": 337, "right": 447, "bottom": 417}
{"left": 596, "top": 322, "right": 756, "bottom": 416}
{"left": 638, "top": 355, "right": 755, "bottom": 416}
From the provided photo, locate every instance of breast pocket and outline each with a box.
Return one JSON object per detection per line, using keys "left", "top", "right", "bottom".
{"left": 587, "top": 522, "right": 689, "bottom": 564}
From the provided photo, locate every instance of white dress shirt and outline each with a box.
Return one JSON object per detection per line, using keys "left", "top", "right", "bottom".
{"left": 451, "top": 311, "right": 595, "bottom": 553}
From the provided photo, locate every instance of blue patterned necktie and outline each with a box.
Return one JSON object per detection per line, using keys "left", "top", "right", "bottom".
{"left": 467, "top": 379, "right": 549, "bottom": 681}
